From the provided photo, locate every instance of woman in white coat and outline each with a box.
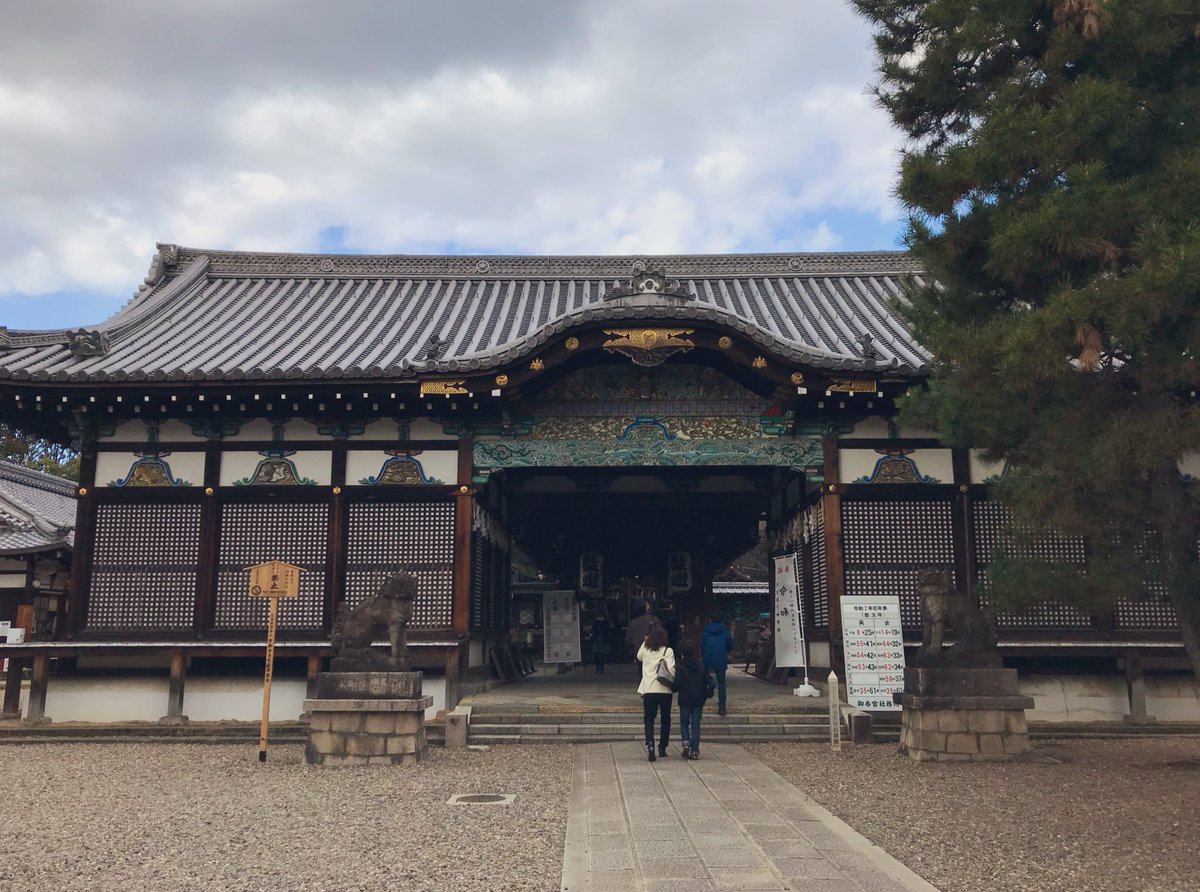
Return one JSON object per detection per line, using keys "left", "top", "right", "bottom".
{"left": 636, "top": 625, "right": 676, "bottom": 762}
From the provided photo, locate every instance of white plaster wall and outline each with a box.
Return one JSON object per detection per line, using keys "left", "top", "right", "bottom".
{"left": 224, "top": 418, "right": 322, "bottom": 442}
{"left": 360, "top": 418, "right": 454, "bottom": 440}
{"left": 1180, "top": 453, "right": 1200, "bottom": 479}
{"left": 843, "top": 418, "right": 891, "bottom": 438}
{"left": 96, "top": 450, "right": 205, "bottom": 487}
{"left": 838, "top": 448, "right": 953, "bottom": 484}
{"left": 99, "top": 420, "right": 145, "bottom": 442}
{"left": 969, "top": 449, "right": 1006, "bottom": 484}
{"left": 1022, "top": 675, "right": 1200, "bottom": 723}
{"left": 345, "top": 449, "right": 457, "bottom": 485}
{"left": 219, "top": 451, "right": 332, "bottom": 486}
{"left": 40, "top": 675, "right": 447, "bottom": 722}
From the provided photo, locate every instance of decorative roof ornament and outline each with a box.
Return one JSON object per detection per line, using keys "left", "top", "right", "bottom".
{"left": 856, "top": 332, "right": 879, "bottom": 368}
{"left": 0, "top": 327, "right": 9, "bottom": 351}
{"left": 68, "top": 329, "right": 109, "bottom": 356}
{"left": 144, "top": 243, "right": 179, "bottom": 286}
{"left": 422, "top": 334, "right": 446, "bottom": 361}
{"left": 604, "top": 267, "right": 692, "bottom": 301}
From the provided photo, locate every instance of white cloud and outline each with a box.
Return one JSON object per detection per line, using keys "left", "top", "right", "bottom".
{"left": 0, "top": 0, "right": 904, "bottom": 321}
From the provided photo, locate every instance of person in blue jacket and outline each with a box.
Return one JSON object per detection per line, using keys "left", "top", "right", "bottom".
{"left": 700, "top": 615, "right": 733, "bottom": 716}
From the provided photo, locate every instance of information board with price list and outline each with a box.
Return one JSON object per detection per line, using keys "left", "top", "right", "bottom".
{"left": 840, "top": 595, "right": 906, "bottom": 710}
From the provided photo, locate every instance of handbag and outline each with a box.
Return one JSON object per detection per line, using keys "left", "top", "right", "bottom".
{"left": 654, "top": 654, "right": 675, "bottom": 686}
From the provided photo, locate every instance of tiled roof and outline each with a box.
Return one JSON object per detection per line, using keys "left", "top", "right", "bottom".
{"left": 0, "top": 462, "right": 75, "bottom": 555}
{"left": 0, "top": 245, "right": 930, "bottom": 383}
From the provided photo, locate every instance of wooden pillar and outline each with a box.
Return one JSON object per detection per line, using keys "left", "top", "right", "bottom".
{"left": 160, "top": 650, "right": 188, "bottom": 724}
{"left": 306, "top": 654, "right": 322, "bottom": 699}
{"left": 951, "top": 449, "right": 974, "bottom": 597}
{"left": 324, "top": 438, "right": 349, "bottom": 635}
{"left": 67, "top": 449, "right": 98, "bottom": 637}
{"left": 444, "top": 646, "right": 461, "bottom": 712}
{"left": 2, "top": 658, "right": 23, "bottom": 719}
{"left": 26, "top": 653, "right": 49, "bottom": 723}
{"left": 822, "top": 437, "right": 845, "bottom": 675}
{"left": 195, "top": 440, "right": 221, "bottom": 635}
{"left": 1124, "top": 651, "right": 1155, "bottom": 723}
{"left": 452, "top": 438, "right": 474, "bottom": 636}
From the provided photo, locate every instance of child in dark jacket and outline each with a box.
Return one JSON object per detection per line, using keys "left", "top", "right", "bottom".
{"left": 672, "top": 644, "right": 714, "bottom": 759}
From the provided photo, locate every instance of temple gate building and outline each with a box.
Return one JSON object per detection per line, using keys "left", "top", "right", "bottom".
{"left": 0, "top": 245, "right": 1188, "bottom": 723}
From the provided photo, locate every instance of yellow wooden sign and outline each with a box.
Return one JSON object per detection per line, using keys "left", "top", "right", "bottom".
{"left": 247, "top": 561, "right": 301, "bottom": 599}
{"left": 247, "top": 560, "right": 302, "bottom": 763}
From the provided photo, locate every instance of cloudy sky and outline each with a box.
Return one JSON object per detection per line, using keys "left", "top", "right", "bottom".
{"left": 0, "top": 0, "right": 905, "bottom": 331}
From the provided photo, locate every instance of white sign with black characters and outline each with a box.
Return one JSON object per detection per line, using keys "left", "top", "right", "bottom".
{"left": 542, "top": 590, "right": 581, "bottom": 664}
{"left": 772, "top": 555, "right": 806, "bottom": 668}
{"left": 840, "top": 595, "right": 906, "bottom": 710}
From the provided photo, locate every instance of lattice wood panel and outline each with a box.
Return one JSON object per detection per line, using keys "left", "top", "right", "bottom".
{"left": 88, "top": 504, "right": 201, "bottom": 631}
{"left": 345, "top": 501, "right": 454, "bottom": 628}
{"left": 1115, "top": 585, "right": 1178, "bottom": 630}
{"left": 842, "top": 501, "right": 955, "bottom": 564}
{"left": 841, "top": 500, "right": 955, "bottom": 631}
{"left": 214, "top": 503, "right": 328, "bottom": 631}
{"left": 470, "top": 531, "right": 485, "bottom": 630}
{"left": 972, "top": 501, "right": 1086, "bottom": 563}
{"left": 810, "top": 505, "right": 829, "bottom": 629}
{"left": 971, "top": 501, "right": 1092, "bottom": 630}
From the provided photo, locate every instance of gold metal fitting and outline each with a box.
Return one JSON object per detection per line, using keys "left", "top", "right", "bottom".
{"left": 495, "top": 374, "right": 509, "bottom": 386}
{"left": 718, "top": 336, "right": 732, "bottom": 349}
{"left": 790, "top": 372, "right": 805, "bottom": 385}
{"left": 78, "top": 487, "right": 88, "bottom": 496}
{"left": 332, "top": 486, "right": 342, "bottom": 495}
{"left": 565, "top": 337, "right": 579, "bottom": 350}
{"left": 530, "top": 358, "right": 545, "bottom": 370}
{"left": 204, "top": 486, "right": 214, "bottom": 496}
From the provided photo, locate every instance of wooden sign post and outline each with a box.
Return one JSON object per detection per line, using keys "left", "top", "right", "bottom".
{"left": 247, "top": 561, "right": 301, "bottom": 762}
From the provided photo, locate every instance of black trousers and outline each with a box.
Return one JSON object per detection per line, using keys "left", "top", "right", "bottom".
{"left": 642, "top": 692, "right": 672, "bottom": 748}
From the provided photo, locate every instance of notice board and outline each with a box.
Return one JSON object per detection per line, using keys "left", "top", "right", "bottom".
{"left": 542, "top": 590, "right": 581, "bottom": 664}
{"left": 839, "top": 595, "right": 906, "bottom": 710}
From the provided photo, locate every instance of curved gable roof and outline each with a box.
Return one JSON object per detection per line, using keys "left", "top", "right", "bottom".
{"left": 0, "top": 246, "right": 930, "bottom": 383}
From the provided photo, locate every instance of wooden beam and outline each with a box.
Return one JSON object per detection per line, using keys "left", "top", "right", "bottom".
{"left": 325, "top": 438, "right": 348, "bottom": 636}
{"left": 444, "top": 644, "right": 461, "bottom": 711}
{"left": 951, "top": 448, "right": 974, "bottom": 597}
{"left": 195, "top": 441, "right": 221, "bottom": 635}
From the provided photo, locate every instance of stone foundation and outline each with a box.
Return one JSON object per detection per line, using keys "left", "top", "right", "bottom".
{"left": 897, "top": 667, "right": 1034, "bottom": 762}
{"left": 304, "top": 671, "right": 430, "bottom": 767}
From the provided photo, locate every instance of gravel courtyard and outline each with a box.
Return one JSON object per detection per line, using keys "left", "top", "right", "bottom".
{"left": 8, "top": 737, "right": 1199, "bottom": 891}
{"left": 8, "top": 743, "right": 572, "bottom": 892}
{"left": 750, "top": 737, "right": 1200, "bottom": 892}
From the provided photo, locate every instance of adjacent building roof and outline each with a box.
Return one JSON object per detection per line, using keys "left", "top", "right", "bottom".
{"left": 0, "top": 462, "right": 75, "bottom": 555}
{"left": 0, "top": 245, "right": 930, "bottom": 384}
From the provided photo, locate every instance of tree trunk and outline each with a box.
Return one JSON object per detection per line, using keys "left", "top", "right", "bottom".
{"left": 1152, "top": 462, "right": 1200, "bottom": 699}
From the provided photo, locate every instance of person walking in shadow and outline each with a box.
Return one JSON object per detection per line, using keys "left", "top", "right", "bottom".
{"left": 591, "top": 613, "right": 611, "bottom": 674}
{"left": 701, "top": 614, "right": 733, "bottom": 716}
{"left": 636, "top": 626, "right": 675, "bottom": 762}
{"left": 672, "top": 643, "right": 714, "bottom": 759}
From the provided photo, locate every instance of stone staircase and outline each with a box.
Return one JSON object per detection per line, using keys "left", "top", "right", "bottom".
{"left": 466, "top": 709, "right": 831, "bottom": 745}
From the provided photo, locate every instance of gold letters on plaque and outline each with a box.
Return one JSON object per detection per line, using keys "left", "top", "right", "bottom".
{"left": 602, "top": 328, "right": 694, "bottom": 367}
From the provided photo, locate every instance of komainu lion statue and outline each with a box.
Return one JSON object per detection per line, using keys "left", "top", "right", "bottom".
{"left": 915, "top": 567, "right": 1001, "bottom": 668}
{"left": 330, "top": 572, "right": 417, "bottom": 671}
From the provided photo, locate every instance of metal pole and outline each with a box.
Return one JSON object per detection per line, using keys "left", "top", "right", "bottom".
{"left": 258, "top": 595, "right": 279, "bottom": 762}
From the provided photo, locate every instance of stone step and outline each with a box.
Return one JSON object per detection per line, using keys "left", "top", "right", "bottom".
{"left": 469, "top": 723, "right": 828, "bottom": 736}
{"left": 469, "top": 732, "right": 831, "bottom": 745}
{"left": 468, "top": 712, "right": 828, "bottom": 725}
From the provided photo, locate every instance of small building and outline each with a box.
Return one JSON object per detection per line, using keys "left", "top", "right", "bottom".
{"left": 0, "top": 461, "right": 74, "bottom": 640}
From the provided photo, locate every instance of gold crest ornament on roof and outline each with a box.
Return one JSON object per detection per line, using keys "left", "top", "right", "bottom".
{"left": 601, "top": 328, "right": 694, "bottom": 367}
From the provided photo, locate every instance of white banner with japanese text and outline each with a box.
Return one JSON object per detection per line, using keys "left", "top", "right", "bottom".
{"left": 840, "top": 595, "right": 906, "bottom": 710}
{"left": 772, "top": 554, "right": 806, "bottom": 668}
{"left": 542, "top": 590, "right": 581, "bottom": 664}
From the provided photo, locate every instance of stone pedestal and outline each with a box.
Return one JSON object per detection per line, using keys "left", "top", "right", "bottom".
{"left": 304, "top": 671, "right": 431, "bottom": 766}
{"left": 897, "top": 667, "right": 1034, "bottom": 762}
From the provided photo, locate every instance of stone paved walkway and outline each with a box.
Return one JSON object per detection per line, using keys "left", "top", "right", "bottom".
{"left": 561, "top": 742, "right": 938, "bottom": 892}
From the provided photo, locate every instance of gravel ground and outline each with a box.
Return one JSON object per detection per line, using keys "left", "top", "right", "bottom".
{"left": 749, "top": 737, "right": 1200, "bottom": 892}
{"left": 7, "top": 743, "right": 572, "bottom": 892}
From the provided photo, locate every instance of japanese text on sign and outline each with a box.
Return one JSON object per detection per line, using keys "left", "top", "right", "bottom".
{"left": 840, "top": 595, "right": 905, "bottom": 710}
{"left": 772, "top": 555, "right": 806, "bottom": 668}
{"left": 543, "top": 591, "right": 581, "bottom": 664}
